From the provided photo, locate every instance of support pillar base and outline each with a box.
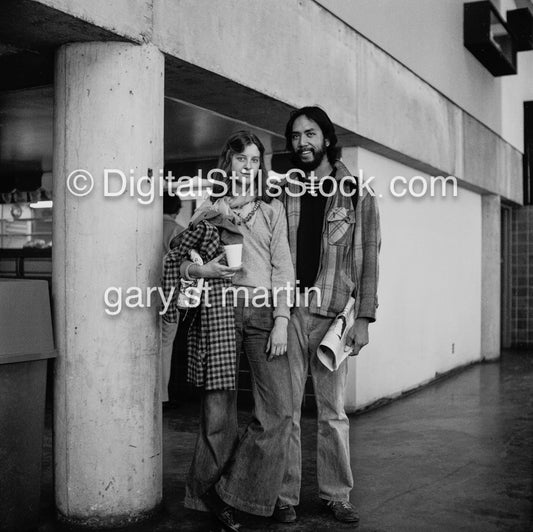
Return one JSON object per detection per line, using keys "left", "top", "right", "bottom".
{"left": 57, "top": 504, "right": 162, "bottom": 530}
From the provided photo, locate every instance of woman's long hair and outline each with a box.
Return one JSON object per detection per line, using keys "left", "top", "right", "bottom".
{"left": 211, "top": 130, "right": 272, "bottom": 203}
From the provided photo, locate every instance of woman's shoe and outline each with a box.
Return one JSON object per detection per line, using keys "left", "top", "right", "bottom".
{"left": 273, "top": 503, "right": 297, "bottom": 523}
{"left": 202, "top": 487, "right": 241, "bottom": 531}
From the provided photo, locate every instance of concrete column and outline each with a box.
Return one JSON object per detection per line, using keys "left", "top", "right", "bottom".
{"left": 52, "top": 42, "right": 164, "bottom": 526}
{"left": 481, "top": 194, "right": 501, "bottom": 360}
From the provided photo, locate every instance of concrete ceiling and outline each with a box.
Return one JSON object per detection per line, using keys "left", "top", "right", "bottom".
{"left": 0, "top": 86, "right": 285, "bottom": 188}
{"left": 164, "top": 97, "right": 285, "bottom": 161}
{"left": 0, "top": 87, "right": 54, "bottom": 176}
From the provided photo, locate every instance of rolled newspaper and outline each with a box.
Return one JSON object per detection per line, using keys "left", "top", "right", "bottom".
{"left": 317, "top": 297, "right": 356, "bottom": 371}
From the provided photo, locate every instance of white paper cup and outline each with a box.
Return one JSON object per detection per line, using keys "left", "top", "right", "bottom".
{"left": 224, "top": 244, "right": 243, "bottom": 267}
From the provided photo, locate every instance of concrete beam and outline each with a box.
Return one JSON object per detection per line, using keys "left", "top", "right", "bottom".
{"left": 33, "top": 0, "right": 153, "bottom": 43}
{"left": 0, "top": 0, "right": 130, "bottom": 52}
{"left": 153, "top": 0, "right": 523, "bottom": 202}
{"left": 9, "top": 0, "right": 523, "bottom": 202}
{"left": 463, "top": 115, "right": 523, "bottom": 202}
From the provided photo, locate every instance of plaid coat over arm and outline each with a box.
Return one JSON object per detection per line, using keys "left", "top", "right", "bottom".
{"left": 162, "top": 220, "right": 237, "bottom": 391}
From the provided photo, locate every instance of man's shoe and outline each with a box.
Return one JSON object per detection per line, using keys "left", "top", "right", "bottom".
{"left": 202, "top": 487, "right": 241, "bottom": 531}
{"left": 324, "top": 500, "right": 360, "bottom": 523}
{"left": 273, "top": 504, "right": 297, "bottom": 523}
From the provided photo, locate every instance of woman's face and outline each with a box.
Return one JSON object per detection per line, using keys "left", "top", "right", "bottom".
{"left": 230, "top": 143, "right": 261, "bottom": 192}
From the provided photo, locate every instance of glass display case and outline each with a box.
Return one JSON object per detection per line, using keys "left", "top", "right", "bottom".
{"left": 0, "top": 203, "right": 52, "bottom": 279}
{"left": 0, "top": 202, "right": 52, "bottom": 249}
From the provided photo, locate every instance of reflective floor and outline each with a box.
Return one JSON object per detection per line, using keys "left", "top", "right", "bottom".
{"left": 39, "top": 350, "right": 533, "bottom": 531}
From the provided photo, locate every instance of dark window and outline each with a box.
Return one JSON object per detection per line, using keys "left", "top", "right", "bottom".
{"left": 524, "top": 102, "right": 533, "bottom": 205}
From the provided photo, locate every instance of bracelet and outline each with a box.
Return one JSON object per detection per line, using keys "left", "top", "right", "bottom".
{"left": 184, "top": 262, "right": 196, "bottom": 281}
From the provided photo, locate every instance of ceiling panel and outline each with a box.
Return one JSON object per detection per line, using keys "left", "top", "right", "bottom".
{"left": 0, "top": 86, "right": 285, "bottom": 185}
{"left": 0, "top": 86, "right": 54, "bottom": 174}
{"left": 164, "top": 97, "right": 285, "bottom": 161}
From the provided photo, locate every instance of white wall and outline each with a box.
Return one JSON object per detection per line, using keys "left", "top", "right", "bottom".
{"left": 342, "top": 148, "right": 482, "bottom": 411}
{"left": 318, "top": 0, "right": 531, "bottom": 151}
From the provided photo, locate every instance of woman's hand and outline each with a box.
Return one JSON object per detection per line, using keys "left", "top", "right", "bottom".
{"left": 266, "top": 316, "right": 289, "bottom": 359}
{"left": 193, "top": 253, "right": 241, "bottom": 279}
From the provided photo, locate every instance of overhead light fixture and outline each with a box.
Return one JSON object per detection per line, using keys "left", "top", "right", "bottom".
{"left": 29, "top": 201, "right": 53, "bottom": 209}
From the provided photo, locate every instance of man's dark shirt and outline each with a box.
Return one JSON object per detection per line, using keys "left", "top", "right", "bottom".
{"left": 296, "top": 171, "right": 335, "bottom": 290}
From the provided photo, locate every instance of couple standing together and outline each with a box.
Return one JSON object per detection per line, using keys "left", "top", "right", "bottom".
{"left": 163, "top": 106, "right": 381, "bottom": 530}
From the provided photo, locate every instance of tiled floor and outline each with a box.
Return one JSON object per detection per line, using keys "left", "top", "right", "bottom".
{"left": 37, "top": 351, "right": 533, "bottom": 531}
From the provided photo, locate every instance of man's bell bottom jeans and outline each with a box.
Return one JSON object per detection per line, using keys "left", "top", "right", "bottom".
{"left": 278, "top": 303, "right": 353, "bottom": 506}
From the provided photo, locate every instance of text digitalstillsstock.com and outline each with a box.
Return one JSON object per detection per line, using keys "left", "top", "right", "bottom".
{"left": 66, "top": 168, "right": 459, "bottom": 203}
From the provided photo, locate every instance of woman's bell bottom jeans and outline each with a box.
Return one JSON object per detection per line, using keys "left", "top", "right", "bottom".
{"left": 184, "top": 302, "right": 293, "bottom": 516}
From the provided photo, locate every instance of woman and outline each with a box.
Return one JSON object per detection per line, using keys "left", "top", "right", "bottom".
{"left": 176, "top": 131, "right": 294, "bottom": 529}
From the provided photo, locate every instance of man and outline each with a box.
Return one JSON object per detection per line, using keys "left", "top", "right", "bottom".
{"left": 163, "top": 193, "right": 185, "bottom": 254}
{"left": 275, "top": 106, "right": 380, "bottom": 524}
{"left": 161, "top": 193, "right": 185, "bottom": 403}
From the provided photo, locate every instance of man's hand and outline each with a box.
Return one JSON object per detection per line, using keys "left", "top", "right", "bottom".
{"left": 266, "top": 317, "right": 288, "bottom": 359}
{"left": 347, "top": 317, "right": 370, "bottom": 356}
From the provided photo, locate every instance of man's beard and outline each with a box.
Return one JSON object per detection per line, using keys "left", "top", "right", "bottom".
{"left": 290, "top": 143, "right": 327, "bottom": 172}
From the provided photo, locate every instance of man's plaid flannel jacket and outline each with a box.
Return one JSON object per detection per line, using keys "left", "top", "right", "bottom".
{"left": 283, "top": 160, "right": 380, "bottom": 320}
